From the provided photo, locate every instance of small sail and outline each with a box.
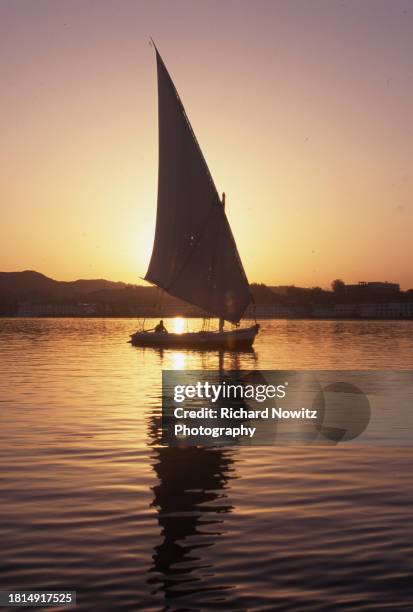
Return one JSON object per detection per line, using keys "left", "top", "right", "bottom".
{"left": 145, "top": 47, "right": 251, "bottom": 324}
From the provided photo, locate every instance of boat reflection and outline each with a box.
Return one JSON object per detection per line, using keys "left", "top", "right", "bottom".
{"left": 147, "top": 443, "right": 236, "bottom": 603}
{"left": 137, "top": 346, "right": 258, "bottom": 372}
{"left": 146, "top": 349, "right": 239, "bottom": 606}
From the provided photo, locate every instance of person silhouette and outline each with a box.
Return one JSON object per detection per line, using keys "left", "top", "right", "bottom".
{"left": 155, "top": 320, "right": 168, "bottom": 333}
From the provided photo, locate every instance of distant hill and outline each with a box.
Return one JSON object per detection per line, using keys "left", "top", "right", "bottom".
{"left": 0, "top": 270, "right": 191, "bottom": 316}
{"left": 0, "top": 270, "right": 130, "bottom": 302}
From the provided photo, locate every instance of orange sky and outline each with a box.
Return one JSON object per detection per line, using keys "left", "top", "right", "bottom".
{"left": 1, "top": 0, "right": 413, "bottom": 288}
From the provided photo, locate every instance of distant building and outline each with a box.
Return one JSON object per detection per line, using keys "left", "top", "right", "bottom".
{"left": 17, "top": 302, "right": 97, "bottom": 316}
{"left": 358, "top": 303, "right": 413, "bottom": 318}
{"left": 313, "top": 304, "right": 358, "bottom": 318}
{"left": 244, "top": 304, "right": 294, "bottom": 318}
{"left": 313, "top": 302, "right": 413, "bottom": 319}
{"left": 345, "top": 281, "right": 400, "bottom": 298}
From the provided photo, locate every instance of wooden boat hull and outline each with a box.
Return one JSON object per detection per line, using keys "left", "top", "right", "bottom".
{"left": 129, "top": 324, "right": 259, "bottom": 350}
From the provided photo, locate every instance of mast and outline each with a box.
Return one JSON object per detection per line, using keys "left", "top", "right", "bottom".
{"left": 219, "top": 192, "right": 226, "bottom": 333}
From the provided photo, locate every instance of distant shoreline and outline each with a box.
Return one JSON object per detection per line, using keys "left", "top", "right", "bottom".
{"left": 2, "top": 271, "right": 413, "bottom": 320}
{"left": 3, "top": 315, "right": 413, "bottom": 321}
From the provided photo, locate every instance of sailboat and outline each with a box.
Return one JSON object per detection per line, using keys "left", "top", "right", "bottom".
{"left": 130, "top": 43, "right": 259, "bottom": 350}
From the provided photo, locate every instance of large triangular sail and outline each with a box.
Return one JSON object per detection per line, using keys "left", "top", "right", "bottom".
{"left": 145, "top": 46, "right": 251, "bottom": 324}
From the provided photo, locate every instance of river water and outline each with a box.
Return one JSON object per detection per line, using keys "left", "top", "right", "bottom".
{"left": 0, "top": 318, "right": 412, "bottom": 610}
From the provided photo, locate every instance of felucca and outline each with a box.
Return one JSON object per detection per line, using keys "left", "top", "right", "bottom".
{"left": 130, "top": 43, "right": 259, "bottom": 350}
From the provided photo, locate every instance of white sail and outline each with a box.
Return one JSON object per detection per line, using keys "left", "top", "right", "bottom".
{"left": 145, "top": 47, "right": 251, "bottom": 324}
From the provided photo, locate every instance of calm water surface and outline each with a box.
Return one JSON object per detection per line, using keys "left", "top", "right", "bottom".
{"left": 1, "top": 318, "right": 413, "bottom": 610}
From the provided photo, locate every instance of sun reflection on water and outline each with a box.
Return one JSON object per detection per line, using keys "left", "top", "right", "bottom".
{"left": 171, "top": 351, "right": 186, "bottom": 370}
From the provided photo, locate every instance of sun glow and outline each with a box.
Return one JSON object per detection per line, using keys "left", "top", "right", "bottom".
{"left": 173, "top": 317, "right": 185, "bottom": 334}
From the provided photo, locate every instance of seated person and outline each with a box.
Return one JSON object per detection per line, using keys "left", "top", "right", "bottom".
{"left": 154, "top": 319, "right": 168, "bottom": 333}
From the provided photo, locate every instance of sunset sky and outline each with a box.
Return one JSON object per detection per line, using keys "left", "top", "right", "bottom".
{"left": 1, "top": 0, "right": 413, "bottom": 288}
